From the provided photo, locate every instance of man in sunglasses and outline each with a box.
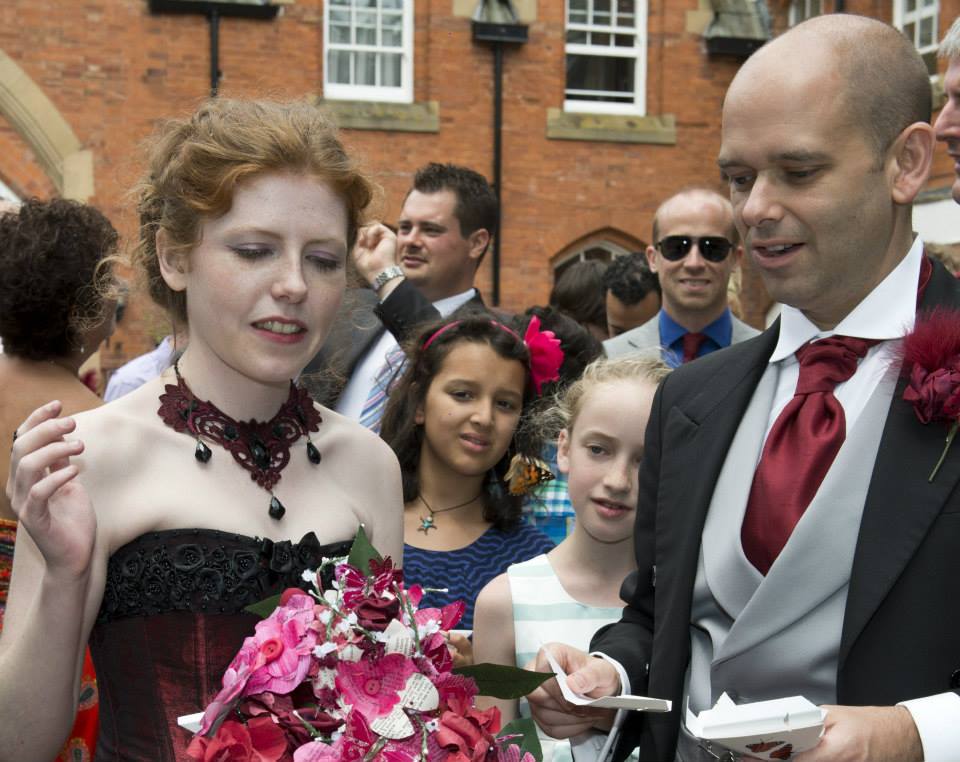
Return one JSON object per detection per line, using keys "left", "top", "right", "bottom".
{"left": 530, "top": 14, "right": 958, "bottom": 762}
{"left": 604, "top": 188, "right": 758, "bottom": 364}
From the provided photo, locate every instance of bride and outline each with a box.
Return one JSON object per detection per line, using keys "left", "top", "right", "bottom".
{"left": 0, "top": 98, "right": 403, "bottom": 761}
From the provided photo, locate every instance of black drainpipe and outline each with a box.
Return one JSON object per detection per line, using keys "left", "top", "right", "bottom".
{"left": 472, "top": 12, "right": 527, "bottom": 307}
{"left": 492, "top": 42, "right": 504, "bottom": 306}
{"left": 209, "top": 8, "right": 220, "bottom": 97}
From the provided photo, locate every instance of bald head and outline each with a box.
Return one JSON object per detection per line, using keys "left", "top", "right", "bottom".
{"left": 652, "top": 188, "right": 737, "bottom": 245}
{"left": 729, "top": 15, "right": 930, "bottom": 156}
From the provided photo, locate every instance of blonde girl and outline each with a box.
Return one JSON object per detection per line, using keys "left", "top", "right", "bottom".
{"left": 473, "top": 353, "right": 669, "bottom": 761}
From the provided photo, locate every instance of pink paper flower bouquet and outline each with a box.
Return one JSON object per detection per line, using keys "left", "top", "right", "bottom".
{"left": 185, "top": 529, "right": 545, "bottom": 762}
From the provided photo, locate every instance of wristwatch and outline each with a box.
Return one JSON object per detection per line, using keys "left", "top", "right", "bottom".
{"left": 371, "top": 265, "right": 404, "bottom": 293}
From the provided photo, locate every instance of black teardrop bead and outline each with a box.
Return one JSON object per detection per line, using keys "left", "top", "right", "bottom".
{"left": 306, "top": 440, "right": 321, "bottom": 465}
{"left": 195, "top": 440, "right": 212, "bottom": 463}
{"left": 224, "top": 425, "right": 238, "bottom": 441}
{"left": 269, "top": 495, "right": 286, "bottom": 520}
{"left": 251, "top": 440, "right": 270, "bottom": 470}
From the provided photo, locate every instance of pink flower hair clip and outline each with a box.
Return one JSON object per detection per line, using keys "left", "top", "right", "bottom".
{"left": 419, "top": 316, "right": 564, "bottom": 395}
{"left": 522, "top": 315, "right": 563, "bottom": 395}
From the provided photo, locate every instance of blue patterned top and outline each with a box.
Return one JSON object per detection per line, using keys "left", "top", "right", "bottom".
{"left": 403, "top": 524, "right": 555, "bottom": 630}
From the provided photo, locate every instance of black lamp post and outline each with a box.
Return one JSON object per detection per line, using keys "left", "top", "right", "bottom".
{"left": 471, "top": 0, "right": 528, "bottom": 307}
{"left": 148, "top": 0, "right": 281, "bottom": 97}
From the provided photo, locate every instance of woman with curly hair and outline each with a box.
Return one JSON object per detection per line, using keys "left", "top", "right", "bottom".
{"left": 1, "top": 99, "right": 403, "bottom": 760}
{"left": 0, "top": 196, "right": 119, "bottom": 761}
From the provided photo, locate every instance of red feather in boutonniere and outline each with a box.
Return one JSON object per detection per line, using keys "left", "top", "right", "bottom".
{"left": 901, "top": 308, "right": 960, "bottom": 481}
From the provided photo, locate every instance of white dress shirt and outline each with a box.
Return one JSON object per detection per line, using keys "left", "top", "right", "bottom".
{"left": 103, "top": 335, "right": 176, "bottom": 402}
{"left": 335, "top": 287, "right": 476, "bottom": 420}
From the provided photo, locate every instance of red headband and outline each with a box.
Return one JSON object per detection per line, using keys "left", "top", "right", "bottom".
{"left": 420, "top": 316, "right": 563, "bottom": 395}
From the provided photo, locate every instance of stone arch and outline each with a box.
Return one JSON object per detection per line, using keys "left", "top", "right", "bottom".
{"left": 550, "top": 226, "right": 647, "bottom": 277}
{"left": 0, "top": 49, "right": 93, "bottom": 200}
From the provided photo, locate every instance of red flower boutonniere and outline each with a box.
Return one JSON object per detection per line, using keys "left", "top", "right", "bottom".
{"left": 901, "top": 308, "right": 960, "bottom": 481}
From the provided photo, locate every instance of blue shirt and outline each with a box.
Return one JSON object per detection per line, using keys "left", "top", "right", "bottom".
{"left": 659, "top": 308, "right": 733, "bottom": 368}
{"left": 403, "top": 524, "right": 555, "bottom": 630}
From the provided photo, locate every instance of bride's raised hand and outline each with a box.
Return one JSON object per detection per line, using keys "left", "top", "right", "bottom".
{"left": 7, "top": 400, "right": 96, "bottom": 578}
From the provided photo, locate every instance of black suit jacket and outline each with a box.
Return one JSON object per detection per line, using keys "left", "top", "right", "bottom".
{"left": 302, "top": 279, "right": 486, "bottom": 408}
{"left": 592, "top": 258, "right": 960, "bottom": 761}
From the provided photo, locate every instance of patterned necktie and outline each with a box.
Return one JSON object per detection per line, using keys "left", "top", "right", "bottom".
{"left": 358, "top": 344, "right": 406, "bottom": 434}
{"left": 682, "top": 332, "right": 707, "bottom": 363}
{"left": 741, "top": 335, "right": 879, "bottom": 574}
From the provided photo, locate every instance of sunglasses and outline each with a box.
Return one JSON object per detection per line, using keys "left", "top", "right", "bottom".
{"left": 656, "top": 235, "right": 733, "bottom": 263}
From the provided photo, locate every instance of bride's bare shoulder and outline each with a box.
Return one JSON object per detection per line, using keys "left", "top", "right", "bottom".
{"left": 72, "top": 376, "right": 179, "bottom": 461}
{"left": 314, "top": 404, "right": 397, "bottom": 462}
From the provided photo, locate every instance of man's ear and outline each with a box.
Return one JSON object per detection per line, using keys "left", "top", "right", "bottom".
{"left": 645, "top": 244, "right": 659, "bottom": 274}
{"left": 467, "top": 228, "right": 491, "bottom": 262}
{"left": 889, "top": 122, "right": 936, "bottom": 205}
{"left": 556, "top": 428, "right": 572, "bottom": 475}
{"left": 156, "top": 229, "right": 188, "bottom": 292}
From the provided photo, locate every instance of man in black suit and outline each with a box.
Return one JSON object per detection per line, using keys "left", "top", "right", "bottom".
{"left": 304, "top": 163, "right": 495, "bottom": 417}
{"left": 527, "top": 15, "right": 958, "bottom": 762}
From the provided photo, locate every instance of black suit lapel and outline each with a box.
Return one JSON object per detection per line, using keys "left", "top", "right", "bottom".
{"left": 649, "top": 328, "right": 778, "bottom": 704}
{"left": 840, "top": 260, "right": 960, "bottom": 666}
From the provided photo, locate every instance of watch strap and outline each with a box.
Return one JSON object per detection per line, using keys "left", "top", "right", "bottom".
{"left": 371, "top": 265, "right": 404, "bottom": 292}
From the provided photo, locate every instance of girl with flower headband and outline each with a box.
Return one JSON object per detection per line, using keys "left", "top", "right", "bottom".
{"left": 473, "top": 353, "right": 670, "bottom": 762}
{"left": 379, "top": 314, "right": 562, "bottom": 642}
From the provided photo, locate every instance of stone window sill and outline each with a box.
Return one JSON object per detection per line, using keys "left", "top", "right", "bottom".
{"left": 316, "top": 99, "right": 439, "bottom": 133}
{"left": 546, "top": 108, "right": 676, "bottom": 145}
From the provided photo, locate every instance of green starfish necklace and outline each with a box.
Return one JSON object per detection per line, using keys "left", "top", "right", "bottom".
{"left": 417, "top": 491, "right": 483, "bottom": 534}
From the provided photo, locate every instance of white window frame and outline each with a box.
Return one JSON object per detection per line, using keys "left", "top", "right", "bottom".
{"left": 788, "top": 0, "right": 822, "bottom": 26}
{"left": 564, "top": 0, "right": 647, "bottom": 116}
{"left": 323, "top": 0, "right": 414, "bottom": 104}
{"left": 893, "top": 0, "right": 939, "bottom": 56}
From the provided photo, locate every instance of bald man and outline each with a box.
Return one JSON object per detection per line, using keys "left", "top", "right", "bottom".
{"left": 604, "top": 189, "right": 758, "bottom": 364}
{"left": 527, "top": 15, "right": 957, "bottom": 762}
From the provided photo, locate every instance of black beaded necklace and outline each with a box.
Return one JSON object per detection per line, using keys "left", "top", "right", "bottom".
{"left": 157, "top": 363, "right": 322, "bottom": 519}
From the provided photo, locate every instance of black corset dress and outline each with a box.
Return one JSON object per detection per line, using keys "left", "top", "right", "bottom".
{"left": 89, "top": 528, "right": 350, "bottom": 761}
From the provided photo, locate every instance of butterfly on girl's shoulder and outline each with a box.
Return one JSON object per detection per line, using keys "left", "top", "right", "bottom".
{"left": 504, "top": 454, "right": 555, "bottom": 496}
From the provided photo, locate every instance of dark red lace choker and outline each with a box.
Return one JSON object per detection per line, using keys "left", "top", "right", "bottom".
{"left": 157, "top": 364, "right": 322, "bottom": 519}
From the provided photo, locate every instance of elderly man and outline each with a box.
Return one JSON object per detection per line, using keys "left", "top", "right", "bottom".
{"left": 528, "top": 15, "right": 957, "bottom": 762}
{"left": 604, "top": 188, "right": 757, "bottom": 364}
{"left": 935, "top": 17, "right": 960, "bottom": 201}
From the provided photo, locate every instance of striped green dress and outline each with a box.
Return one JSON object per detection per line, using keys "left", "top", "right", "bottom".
{"left": 508, "top": 554, "right": 639, "bottom": 762}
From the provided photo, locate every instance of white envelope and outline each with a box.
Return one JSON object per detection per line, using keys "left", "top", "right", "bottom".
{"left": 544, "top": 647, "right": 672, "bottom": 713}
{"left": 685, "top": 693, "right": 826, "bottom": 760}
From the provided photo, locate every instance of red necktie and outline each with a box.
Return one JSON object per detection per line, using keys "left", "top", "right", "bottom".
{"left": 682, "top": 332, "right": 707, "bottom": 363}
{"left": 741, "top": 336, "right": 879, "bottom": 574}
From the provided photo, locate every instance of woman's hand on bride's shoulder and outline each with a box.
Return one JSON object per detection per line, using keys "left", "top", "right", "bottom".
{"left": 7, "top": 400, "right": 97, "bottom": 578}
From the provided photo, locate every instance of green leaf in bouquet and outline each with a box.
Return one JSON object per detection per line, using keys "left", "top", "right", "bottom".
{"left": 453, "top": 663, "right": 552, "bottom": 699}
{"left": 347, "top": 524, "right": 383, "bottom": 571}
{"left": 499, "top": 716, "right": 543, "bottom": 761}
{"left": 243, "top": 593, "right": 282, "bottom": 619}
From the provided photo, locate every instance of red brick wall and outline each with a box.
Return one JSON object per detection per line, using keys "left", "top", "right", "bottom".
{"left": 2, "top": 0, "right": 959, "bottom": 363}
